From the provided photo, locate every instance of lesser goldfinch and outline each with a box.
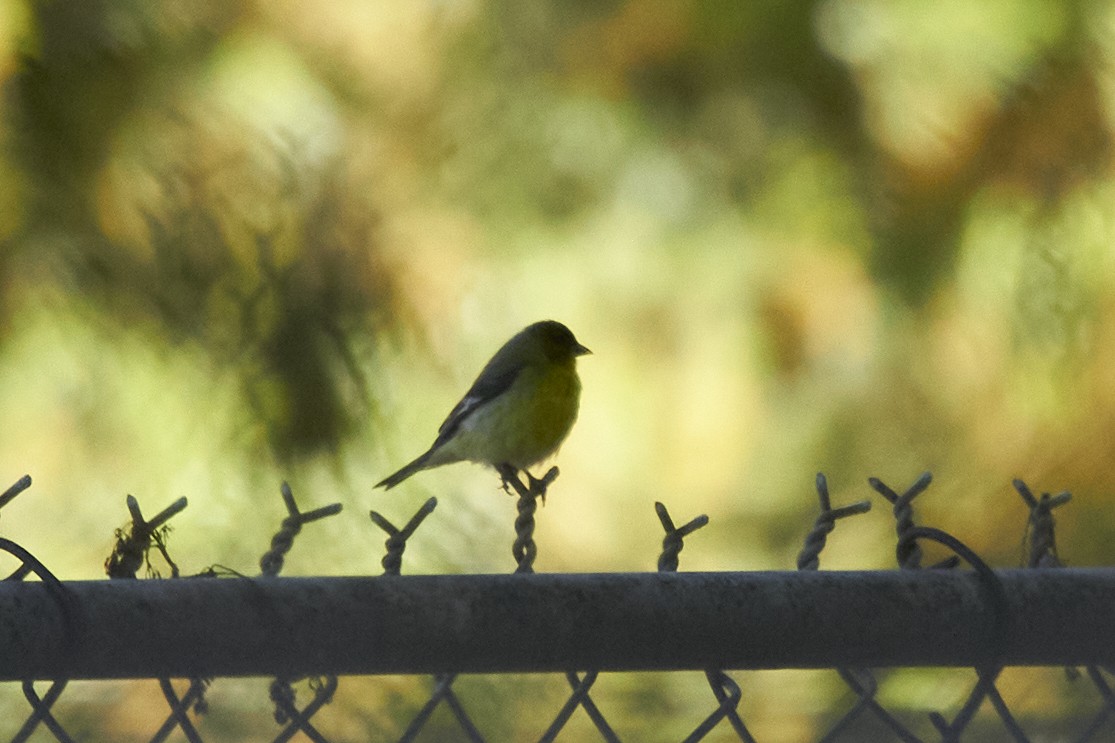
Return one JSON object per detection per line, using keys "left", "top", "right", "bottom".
{"left": 376, "top": 320, "right": 591, "bottom": 489}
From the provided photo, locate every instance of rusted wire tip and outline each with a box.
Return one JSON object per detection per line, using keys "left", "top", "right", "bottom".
{"left": 869, "top": 471, "right": 933, "bottom": 506}
{"left": 656, "top": 502, "right": 708, "bottom": 538}
{"left": 866, "top": 477, "right": 893, "bottom": 503}
{"left": 654, "top": 502, "right": 675, "bottom": 532}
{"left": 279, "top": 481, "right": 297, "bottom": 514}
{"left": 372, "top": 497, "right": 438, "bottom": 541}
{"left": 1013, "top": 478, "right": 1037, "bottom": 507}
{"left": 301, "top": 503, "right": 344, "bottom": 523}
{"left": 163, "top": 497, "right": 189, "bottom": 515}
{"left": 368, "top": 510, "right": 396, "bottom": 534}
{"left": 0, "top": 474, "right": 32, "bottom": 511}
{"left": 125, "top": 494, "right": 144, "bottom": 523}
{"left": 1047, "top": 491, "right": 1073, "bottom": 508}
{"left": 147, "top": 497, "right": 189, "bottom": 530}
{"left": 815, "top": 472, "right": 831, "bottom": 511}
{"left": 404, "top": 498, "right": 438, "bottom": 534}
{"left": 677, "top": 514, "right": 710, "bottom": 537}
{"left": 831, "top": 500, "right": 872, "bottom": 519}
{"left": 1015, "top": 479, "right": 1072, "bottom": 512}
{"left": 275, "top": 481, "right": 341, "bottom": 523}
{"left": 908, "top": 471, "right": 933, "bottom": 495}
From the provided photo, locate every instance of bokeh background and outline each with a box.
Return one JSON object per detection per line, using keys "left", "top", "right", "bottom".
{"left": 2, "top": 0, "right": 1115, "bottom": 740}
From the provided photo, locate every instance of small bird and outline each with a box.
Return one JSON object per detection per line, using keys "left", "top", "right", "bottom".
{"left": 376, "top": 320, "right": 591, "bottom": 490}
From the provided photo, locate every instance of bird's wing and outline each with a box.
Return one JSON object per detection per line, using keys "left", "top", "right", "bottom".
{"left": 432, "top": 362, "right": 522, "bottom": 446}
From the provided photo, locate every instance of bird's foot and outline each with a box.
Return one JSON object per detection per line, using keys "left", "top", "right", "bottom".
{"left": 526, "top": 467, "right": 560, "bottom": 506}
{"left": 496, "top": 464, "right": 560, "bottom": 505}
{"left": 496, "top": 463, "right": 520, "bottom": 495}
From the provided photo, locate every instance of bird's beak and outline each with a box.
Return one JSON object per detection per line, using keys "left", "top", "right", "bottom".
{"left": 574, "top": 343, "right": 592, "bottom": 356}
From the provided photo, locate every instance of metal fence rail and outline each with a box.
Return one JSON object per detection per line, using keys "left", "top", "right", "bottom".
{"left": 3, "top": 570, "right": 1115, "bottom": 680}
{"left": 2, "top": 470, "right": 1114, "bottom": 742}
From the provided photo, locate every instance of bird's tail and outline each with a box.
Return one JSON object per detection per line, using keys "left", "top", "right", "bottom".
{"left": 375, "top": 449, "right": 435, "bottom": 489}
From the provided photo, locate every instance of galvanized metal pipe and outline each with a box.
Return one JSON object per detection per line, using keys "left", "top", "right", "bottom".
{"left": 0, "top": 569, "right": 1112, "bottom": 680}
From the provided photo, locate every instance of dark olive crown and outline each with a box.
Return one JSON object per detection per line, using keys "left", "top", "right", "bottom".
{"left": 525, "top": 320, "right": 591, "bottom": 361}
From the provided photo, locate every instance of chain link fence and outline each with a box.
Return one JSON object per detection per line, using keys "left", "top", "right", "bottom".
{"left": 1, "top": 470, "right": 1113, "bottom": 742}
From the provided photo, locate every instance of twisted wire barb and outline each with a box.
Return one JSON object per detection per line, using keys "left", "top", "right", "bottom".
{"left": 497, "top": 464, "right": 558, "bottom": 574}
{"left": 1014, "top": 479, "right": 1115, "bottom": 741}
{"left": 869, "top": 472, "right": 932, "bottom": 569}
{"left": 657, "top": 502, "right": 754, "bottom": 742}
{"left": 856, "top": 474, "right": 1027, "bottom": 740}
{"left": 1014, "top": 479, "right": 1071, "bottom": 568}
{"left": 517, "top": 469, "right": 615, "bottom": 742}
{"left": 105, "top": 495, "right": 188, "bottom": 579}
{"left": 655, "top": 502, "right": 709, "bottom": 573}
{"left": 257, "top": 483, "right": 342, "bottom": 740}
{"left": 371, "top": 500, "right": 482, "bottom": 742}
{"left": 797, "top": 473, "right": 871, "bottom": 571}
{"left": 370, "top": 497, "right": 437, "bottom": 576}
{"left": 103, "top": 496, "right": 210, "bottom": 738}
{"left": 259, "top": 482, "right": 342, "bottom": 577}
{"left": 797, "top": 475, "right": 911, "bottom": 743}
{"left": 513, "top": 494, "right": 538, "bottom": 573}
{"left": 868, "top": 475, "right": 1025, "bottom": 739}
{"left": 377, "top": 495, "right": 478, "bottom": 741}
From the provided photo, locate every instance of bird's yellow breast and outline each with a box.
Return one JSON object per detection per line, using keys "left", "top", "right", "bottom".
{"left": 442, "top": 361, "right": 582, "bottom": 470}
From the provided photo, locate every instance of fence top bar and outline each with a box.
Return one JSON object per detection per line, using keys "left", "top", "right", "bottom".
{"left": 1, "top": 569, "right": 1112, "bottom": 680}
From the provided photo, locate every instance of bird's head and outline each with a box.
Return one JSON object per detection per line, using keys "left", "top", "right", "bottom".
{"left": 525, "top": 320, "right": 591, "bottom": 363}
